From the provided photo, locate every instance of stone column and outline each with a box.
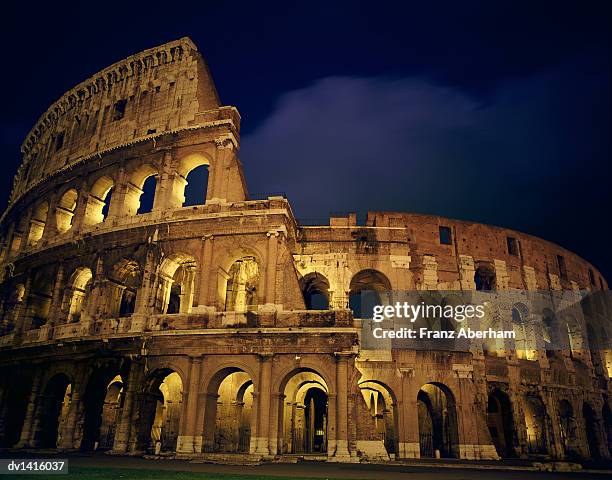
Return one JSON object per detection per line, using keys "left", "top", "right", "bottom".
{"left": 14, "top": 275, "right": 32, "bottom": 335}
{"left": 106, "top": 168, "right": 127, "bottom": 220}
{"left": 333, "top": 352, "right": 351, "bottom": 460}
{"left": 326, "top": 393, "right": 337, "bottom": 458}
{"left": 70, "top": 179, "right": 90, "bottom": 232}
{"left": 255, "top": 354, "right": 273, "bottom": 455}
{"left": 265, "top": 231, "right": 280, "bottom": 306}
{"left": 57, "top": 387, "right": 81, "bottom": 450}
{"left": 16, "top": 369, "right": 44, "bottom": 448}
{"left": 176, "top": 356, "right": 202, "bottom": 453}
{"left": 112, "top": 361, "right": 144, "bottom": 453}
{"left": 48, "top": 265, "right": 65, "bottom": 326}
{"left": 131, "top": 248, "right": 156, "bottom": 332}
{"left": 209, "top": 138, "right": 232, "bottom": 202}
{"left": 194, "top": 235, "right": 214, "bottom": 311}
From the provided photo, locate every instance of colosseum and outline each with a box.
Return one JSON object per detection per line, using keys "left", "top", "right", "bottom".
{"left": 0, "top": 37, "right": 610, "bottom": 465}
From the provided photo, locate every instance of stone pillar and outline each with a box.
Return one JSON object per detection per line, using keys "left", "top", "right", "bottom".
{"left": 333, "top": 352, "right": 351, "bottom": 460}
{"left": 397, "top": 367, "right": 420, "bottom": 458}
{"left": 106, "top": 168, "right": 127, "bottom": 220}
{"left": 131, "top": 248, "right": 156, "bottom": 332}
{"left": 265, "top": 231, "right": 280, "bottom": 306}
{"left": 48, "top": 265, "right": 65, "bottom": 326}
{"left": 459, "top": 255, "right": 476, "bottom": 290}
{"left": 421, "top": 255, "right": 438, "bottom": 290}
{"left": 14, "top": 275, "right": 32, "bottom": 335}
{"left": 209, "top": 138, "right": 232, "bottom": 202}
{"left": 112, "top": 361, "right": 144, "bottom": 454}
{"left": 16, "top": 370, "right": 44, "bottom": 448}
{"left": 70, "top": 180, "right": 90, "bottom": 232}
{"left": 194, "top": 235, "right": 214, "bottom": 311}
{"left": 57, "top": 387, "right": 81, "bottom": 450}
{"left": 255, "top": 354, "right": 273, "bottom": 455}
{"left": 176, "top": 356, "right": 202, "bottom": 453}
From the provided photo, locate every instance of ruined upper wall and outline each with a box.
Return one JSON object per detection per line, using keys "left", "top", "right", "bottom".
{"left": 10, "top": 37, "right": 221, "bottom": 205}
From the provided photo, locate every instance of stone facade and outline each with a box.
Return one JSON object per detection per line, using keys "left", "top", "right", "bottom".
{"left": 0, "top": 38, "right": 610, "bottom": 464}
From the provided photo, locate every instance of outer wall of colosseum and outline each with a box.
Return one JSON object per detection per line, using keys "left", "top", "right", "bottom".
{"left": 0, "top": 37, "right": 610, "bottom": 463}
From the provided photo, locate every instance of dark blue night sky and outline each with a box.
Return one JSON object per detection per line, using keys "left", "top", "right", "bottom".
{"left": 1, "top": 1, "right": 610, "bottom": 278}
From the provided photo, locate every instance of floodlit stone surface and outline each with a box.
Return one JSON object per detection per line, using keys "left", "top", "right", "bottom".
{"left": 0, "top": 38, "right": 610, "bottom": 464}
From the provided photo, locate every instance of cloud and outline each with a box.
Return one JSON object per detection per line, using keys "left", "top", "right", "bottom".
{"left": 240, "top": 58, "right": 610, "bottom": 237}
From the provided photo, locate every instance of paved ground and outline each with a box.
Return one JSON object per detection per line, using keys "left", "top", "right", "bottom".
{"left": 1, "top": 452, "right": 611, "bottom": 479}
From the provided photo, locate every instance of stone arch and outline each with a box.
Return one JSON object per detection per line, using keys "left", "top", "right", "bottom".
{"left": 417, "top": 382, "right": 459, "bottom": 458}
{"left": 583, "top": 402, "right": 601, "bottom": 459}
{"left": 558, "top": 398, "right": 576, "bottom": 458}
{"left": 487, "top": 389, "right": 515, "bottom": 458}
{"left": 603, "top": 402, "right": 612, "bottom": 457}
{"left": 277, "top": 368, "right": 330, "bottom": 454}
{"left": 474, "top": 262, "right": 496, "bottom": 291}
{"left": 27, "top": 266, "right": 55, "bottom": 329}
{"left": 56, "top": 188, "right": 78, "bottom": 234}
{"left": 79, "top": 365, "right": 124, "bottom": 451}
{"left": 524, "top": 394, "right": 548, "bottom": 455}
{"left": 84, "top": 175, "right": 114, "bottom": 225}
{"left": 156, "top": 253, "right": 197, "bottom": 314}
{"left": 134, "top": 369, "right": 183, "bottom": 453}
{"left": 218, "top": 249, "right": 262, "bottom": 312}
{"left": 564, "top": 314, "right": 585, "bottom": 357}
{"left": 349, "top": 269, "right": 392, "bottom": 318}
{"left": 27, "top": 201, "right": 48, "bottom": 246}
{"left": 512, "top": 302, "right": 536, "bottom": 360}
{"left": 0, "top": 371, "right": 32, "bottom": 447}
{"left": 65, "top": 267, "right": 93, "bottom": 323}
{"left": 1, "top": 283, "right": 25, "bottom": 333}
{"left": 358, "top": 379, "right": 399, "bottom": 458}
{"left": 178, "top": 152, "right": 211, "bottom": 207}
{"left": 299, "top": 272, "right": 330, "bottom": 310}
{"left": 35, "top": 373, "right": 72, "bottom": 448}
{"left": 125, "top": 164, "right": 158, "bottom": 215}
{"left": 107, "top": 259, "right": 141, "bottom": 318}
{"left": 97, "top": 376, "right": 124, "bottom": 450}
{"left": 203, "top": 366, "right": 256, "bottom": 453}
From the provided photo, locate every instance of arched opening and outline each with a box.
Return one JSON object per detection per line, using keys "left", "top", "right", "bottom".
{"left": 178, "top": 153, "right": 210, "bottom": 207}
{"left": 203, "top": 368, "right": 254, "bottom": 453}
{"left": 524, "top": 395, "right": 548, "bottom": 455}
{"left": 55, "top": 189, "right": 78, "bottom": 234}
{"left": 359, "top": 380, "right": 398, "bottom": 458}
{"left": 107, "top": 259, "right": 141, "bottom": 318}
{"left": 474, "top": 263, "right": 496, "bottom": 291}
{"left": 98, "top": 376, "right": 124, "bottom": 450}
{"left": 558, "top": 399, "right": 575, "bottom": 458}
{"left": 183, "top": 165, "right": 209, "bottom": 206}
{"left": 135, "top": 370, "right": 183, "bottom": 453}
{"left": 565, "top": 315, "right": 584, "bottom": 358}
{"left": 27, "top": 201, "right": 48, "bottom": 246}
{"left": 0, "top": 374, "right": 31, "bottom": 447}
{"left": 84, "top": 175, "right": 114, "bottom": 225}
{"left": 66, "top": 267, "right": 93, "bottom": 323}
{"left": 80, "top": 368, "right": 124, "bottom": 451}
{"left": 212, "top": 371, "right": 254, "bottom": 453}
{"left": 1, "top": 283, "right": 25, "bottom": 334}
{"left": 512, "top": 303, "right": 536, "bottom": 360}
{"left": 603, "top": 402, "right": 612, "bottom": 457}
{"left": 27, "top": 268, "right": 54, "bottom": 329}
{"left": 417, "top": 383, "right": 459, "bottom": 458}
{"left": 299, "top": 272, "right": 330, "bottom": 310}
{"left": 124, "top": 165, "right": 158, "bottom": 215}
{"left": 349, "top": 269, "right": 391, "bottom": 319}
{"left": 157, "top": 254, "right": 197, "bottom": 314}
{"left": 223, "top": 257, "right": 259, "bottom": 312}
{"left": 487, "top": 390, "right": 515, "bottom": 458}
{"left": 279, "top": 369, "right": 329, "bottom": 455}
{"left": 36, "top": 374, "right": 71, "bottom": 448}
{"left": 583, "top": 403, "right": 601, "bottom": 459}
